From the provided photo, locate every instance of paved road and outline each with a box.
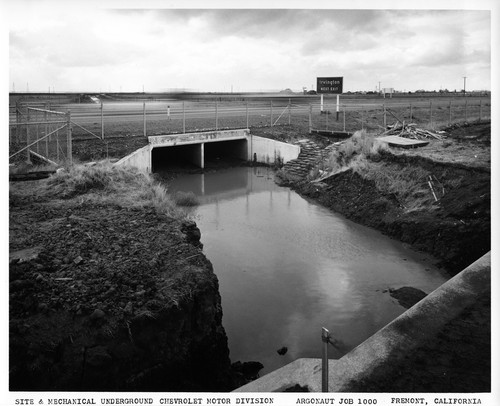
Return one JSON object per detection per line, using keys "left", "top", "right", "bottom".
{"left": 9, "top": 96, "right": 486, "bottom": 126}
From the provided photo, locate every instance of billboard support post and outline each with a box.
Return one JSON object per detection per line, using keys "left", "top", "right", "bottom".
{"left": 320, "top": 94, "right": 324, "bottom": 112}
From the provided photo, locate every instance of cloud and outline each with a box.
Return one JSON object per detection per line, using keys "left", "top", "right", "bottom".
{"left": 6, "top": 6, "right": 492, "bottom": 92}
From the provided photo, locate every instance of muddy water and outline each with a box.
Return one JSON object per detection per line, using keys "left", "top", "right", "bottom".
{"left": 167, "top": 167, "right": 449, "bottom": 376}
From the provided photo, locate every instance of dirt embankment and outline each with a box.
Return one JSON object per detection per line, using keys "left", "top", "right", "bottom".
{"left": 286, "top": 122, "right": 491, "bottom": 276}
{"left": 9, "top": 179, "right": 237, "bottom": 391}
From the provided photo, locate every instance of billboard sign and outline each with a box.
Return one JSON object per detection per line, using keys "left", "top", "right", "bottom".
{"left": 317, "top": 77, "right": 343, "bottom": 94}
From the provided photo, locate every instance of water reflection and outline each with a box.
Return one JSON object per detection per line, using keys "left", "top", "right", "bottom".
{"left": 167, "top": 167, "right": 448, "bottom": 375}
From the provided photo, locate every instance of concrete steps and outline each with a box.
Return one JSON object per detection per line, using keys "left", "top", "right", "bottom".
{"left": 282, "top": 139, "right": 330, "bottom": 179}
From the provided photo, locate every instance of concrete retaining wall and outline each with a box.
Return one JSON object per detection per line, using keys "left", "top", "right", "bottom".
{"left": 235, "top": 251, "right": 491, "bottom": 392}
{"left": 250, "top": 135, "right": 300, "bottom": 165}
{"left": 115, "top": 144, "right": 151, "bottom": 172}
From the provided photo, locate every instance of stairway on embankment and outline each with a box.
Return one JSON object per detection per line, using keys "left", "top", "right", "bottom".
{"left": 281, "top": 139, "right": 339, "bottom": 179}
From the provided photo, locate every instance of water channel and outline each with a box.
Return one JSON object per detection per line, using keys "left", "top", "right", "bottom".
{"left": 166, "top": 166, "right": 449, "bottom": 376}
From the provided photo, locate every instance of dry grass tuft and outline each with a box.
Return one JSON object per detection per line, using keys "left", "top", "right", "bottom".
{"left": 172, "top": 191, "right": 200, "bottom": 207}
{"left": 45, "top": 161, "right": 182, "bottom": 216}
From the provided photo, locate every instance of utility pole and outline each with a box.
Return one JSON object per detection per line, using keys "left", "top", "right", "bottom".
{"left": 463, "top": 77, "right": 467, "bottom": 96}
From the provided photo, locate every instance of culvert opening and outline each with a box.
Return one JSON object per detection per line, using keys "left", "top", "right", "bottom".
{"left": 151, "top": 139, "right": 248, "bottom": 173}
{"left": 152, "top": 144, "right": 202, "bottom": 172}
{"left": 204, "top": 139, "right": 248, "bottom": 169}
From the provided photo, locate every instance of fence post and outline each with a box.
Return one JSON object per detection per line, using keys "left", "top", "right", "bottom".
{"left": 383, "top": 104, "right": 387, "bottom": 128}
{"left": 66, "top": 111, "right": 72, "bottom": 166}
{"left": 26, "top": 108, "right": 31, "bottom": 164}
{"left": 309, "top": 104, "right": 312, "bottom": 134}
{"left": 361, "top": 106, "right": 364, "bottom": 130}
{"left": 465, "top": 99, "right": 468, "bottom": 122}
{"left": 288, "top": 98, "right": 291, "bottom": 125}
{"left": 101, "top": 102, "right": 104, "bottom": 139}
{"left": 15, "top": 101, "right": 19, "bottom": 140}
{"left": 182, "top": 102, "right": 186, "bottom": 133}
{"left": 429, "top": 100, "right": 433, "bottom": 126}
{"left": 36, "top": 112, "right": 40, "bottom": 153}
{"left": 143, "top": 102, "right": 146, "bottom": 137}
{"left": 479, "top": 99, "right": 482, "bottom": 121}
{"left": 246, "top": 101, "right": 249, "bottom": 129}
{"left": 322, "top": 327, "right": 330, "bottom": 392}
{"left": 45, "top": 109, "right": 49, "bottom": 158}
{"left": 215, "top": 99, "right": 219, "bottom": 130}
{"left": 409, "top": 103, "right": 413, "bottom": 122}
{"left": 325, "top": 102, "right": 329, "bottom": 130}
{"left": 343, "top": 107, "right": 346, "bottom": 132}
{"left": 270, "top": 100, "right": 273, "bottom": 127}
{"left": 449, "top": 100, "right": 452, "bottom": 125}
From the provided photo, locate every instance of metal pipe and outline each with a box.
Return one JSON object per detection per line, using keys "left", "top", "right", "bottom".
{"left": 322, "top": 327, "right": 330, "bottom": 392}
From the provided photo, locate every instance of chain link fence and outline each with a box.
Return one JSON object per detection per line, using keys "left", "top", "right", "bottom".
{"left": 9, "top": 103, "right": 72, "bottom": 166}
{"left": 309, "top": 98, "right": 491, "bottom": 134}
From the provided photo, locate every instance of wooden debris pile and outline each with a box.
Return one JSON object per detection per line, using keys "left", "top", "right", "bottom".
{"left": 381, "top": 109, "right": 447, "bottom": 140}
{"left": 381, "top": 122, "right": 447, "bottom": 140}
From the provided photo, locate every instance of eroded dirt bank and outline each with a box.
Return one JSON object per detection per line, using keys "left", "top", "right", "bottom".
{"left": 9, "top": 176, "right": 237, "bottom": 391}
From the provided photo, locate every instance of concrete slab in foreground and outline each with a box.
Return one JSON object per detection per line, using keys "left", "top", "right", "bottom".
{"left": 235, "top": 251, "right": 491, "bottom": 392}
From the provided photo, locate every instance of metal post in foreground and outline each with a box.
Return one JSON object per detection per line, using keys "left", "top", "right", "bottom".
{"left": 465, "top": 99, "right": 468, "bottom": 122}
{"left": 343, "top": 107, "right": 346, "bottom": 132}
{"left": 322, "top": 327, "right": 330, "bottom": 392}
{"left": 383, "top": 104, "right": 387, "bottom": 128}
{"left": 410, "top": 103, "right": 413, "bottom": 122}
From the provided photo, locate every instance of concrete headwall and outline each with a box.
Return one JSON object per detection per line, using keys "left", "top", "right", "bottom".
{"left": 250, "top": 135, "right": 300, "bottom": 165}
{"left": 115, "top": 131, "right": 301, "bottom": 171}
{"left": 115, "top": 144, "right": 151, "bottom": 172}
{"left": 235, "top": 251, "right": 491, "bottom": 392}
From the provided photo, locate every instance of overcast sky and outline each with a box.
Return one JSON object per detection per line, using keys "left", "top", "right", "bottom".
{"left": 4, "top": 1, "right": 495, "bottom": 93}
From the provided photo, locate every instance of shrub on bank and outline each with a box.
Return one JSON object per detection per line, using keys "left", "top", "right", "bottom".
{"left": 46, "top": 161, "right": 181, "bottom": 216}
{"left": 313, "top": 131, "right": 437, "bottom": 213}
